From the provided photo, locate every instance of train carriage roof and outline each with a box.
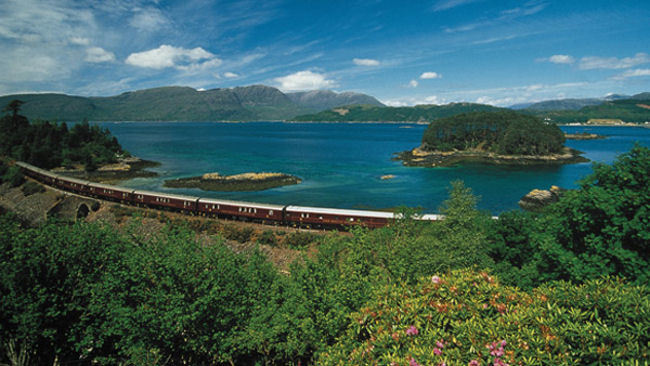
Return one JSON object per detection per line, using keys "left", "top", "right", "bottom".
{"left": 58, "top": 175, "right": 91, "bottom": 186}
{"left": 285, "top": 205, "right": 395, "bottom": 219}
{"left": 87, "top": 181, "right": 135, "bottom": 193}
{"left": 198, "top": 197, "right": 285, "bottom": 211}
{"left": 133, "top": 190, "right": 200, "bottom": 201}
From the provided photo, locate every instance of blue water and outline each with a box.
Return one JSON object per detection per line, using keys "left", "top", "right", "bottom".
{"left": 96, "top": 122, "right": 650, "bottom": 214}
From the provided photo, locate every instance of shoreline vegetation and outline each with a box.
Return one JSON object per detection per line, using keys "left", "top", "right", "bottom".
{"left": 164, "top": 171, "right": 301, "bottom": 191}
{"left": 54, "top": 157, "right": 160, "bottom": 183}
{"left": 395, "top": 146, "right": 589, "bottom": 167}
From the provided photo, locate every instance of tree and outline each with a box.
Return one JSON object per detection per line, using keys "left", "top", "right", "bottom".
{"left": 2, "top": 100, "right": 24, "bottom": 118}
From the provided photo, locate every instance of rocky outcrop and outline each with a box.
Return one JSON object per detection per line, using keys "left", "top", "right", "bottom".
{"left": 518, "top": 186, "right": 564, "bottom": 211}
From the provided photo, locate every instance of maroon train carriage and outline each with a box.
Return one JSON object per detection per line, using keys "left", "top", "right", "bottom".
{"left": 132, "top": 190, "right": 199, "bottom": 213}
{"left": 284, "top": 205, "right": 396, "bottom": 228}
{"left": 198, "top": 198, "right": 285, "bottom": 223}
{"left": 16, "top": 161, "right": 58, "bottom": 186}
{"left": 55, "top": 175, "right": 91, "bottom": 195}
{"left": 87, "top": 182, "right": 134, "bottom": 203}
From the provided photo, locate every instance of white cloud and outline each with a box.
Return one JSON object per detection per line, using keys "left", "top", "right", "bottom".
{"left": 85, "top": 47, "right": 115, "bottom": 63}
{"left": 547, "top": 54, "right": 575, "bottom": 64}
{"left": 580, "top": 53, "right": 650, "bottom": 70}
{"left": 611, "top": 68, "right": 650, "bottom": 80}
{"left": 420, "top": 72, "right": 441, "bottom": 79}
{"left": 274, "top": 70, "right": 337, "bottom": 91}
{"left": 224, "top": 72, "right": 239, "bottom": 78}
{"left": 408, "top": 80, "right": 419, "bottom": 88}
{"left": 353, "top": 58, "right": 380, "bottom": 66}
{"left": 129, "top": 7, "right": 168, "bottom": 31}
{"left": 433, "top": 0, "right": 482, "bottom": 12}
{"left": 125, "top": 45, "right": 220, "bottom": 70}
{"left": 382, "top": 95, "right": 447, "bottom": 106}
{"left": 70, "top": 37, "right": 90, "bottom": 46}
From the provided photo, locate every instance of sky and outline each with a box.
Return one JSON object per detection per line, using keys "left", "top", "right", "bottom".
{"left": 0, "top": 0, "right": 648, "bottom": 106}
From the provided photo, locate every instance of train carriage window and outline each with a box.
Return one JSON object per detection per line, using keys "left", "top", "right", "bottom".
{"left": 253, "top": 208, "right": 257, "bottom": 213}
{"left": 269, "top": 210, "right": 273, "bottom": 215}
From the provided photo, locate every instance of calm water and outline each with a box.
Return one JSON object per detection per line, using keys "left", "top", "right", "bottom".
{"left": 96, "top": 122, "right": 650, "bottom": 214}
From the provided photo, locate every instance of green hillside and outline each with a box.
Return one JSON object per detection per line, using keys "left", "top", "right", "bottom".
{"left": 530, "top": 94, "right": 650, "bottom": 123}
{"left": 291, "top": 102, "right": 504, "bottom": 122}
{"left": 0, "top": 85, "right": 360, "bottom": 122}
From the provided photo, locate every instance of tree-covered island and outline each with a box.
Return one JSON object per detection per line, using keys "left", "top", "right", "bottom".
{"left": 396, "top": 110, "right": 589, "bottom": 167}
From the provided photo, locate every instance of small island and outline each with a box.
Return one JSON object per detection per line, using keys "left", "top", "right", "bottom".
{"left": 396, "top": 110, "right": 589, "bottom": 167}
{"left": 164, "top": 171, "right": 301, "bottom": 191}
{"left": 564, "top": 132, "right": 606, "bottom": 140}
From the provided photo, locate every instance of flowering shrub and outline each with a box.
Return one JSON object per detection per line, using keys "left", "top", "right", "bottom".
{"left": 318, "top": 269, "right": 649, "bottom": 365}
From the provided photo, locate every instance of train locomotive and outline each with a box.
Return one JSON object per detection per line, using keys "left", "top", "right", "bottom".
{"left": 16, "top": 161, "right": 440, "bottom": 228}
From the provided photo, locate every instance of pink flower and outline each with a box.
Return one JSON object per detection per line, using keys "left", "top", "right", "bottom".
{"left": 406, "top": 325, "right": 419, "bottom": 336}
{"left": 438, "top": 363, "right": 446, "bottom": 366}
{"left": 436, "top": 340, "right": 445, "bottom": 349}
{"left": 482, "top": 303, "right": 488, "bottom": 309}
{"left": 433, "top": 347, "right": 442, "bottom": 355}
{"left": 500, "top": 340, "right": 507, "bottom": 347}
{"left": 431, "top": 275, "right": 441, "bottom": 284}
{"left": 469, "top": 360, "right": 480, "bottom": 366}
{"left": 409, "top": 357, "right": 420, "bottom": 366}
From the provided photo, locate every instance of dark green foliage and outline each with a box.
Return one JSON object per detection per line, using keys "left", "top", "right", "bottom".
{"left": 0, "top": 101, "right": 125, "bottom": 169}
{"left": 292, "top": 102, "right": 504, "bottom": 122}
{"left": 258, "top": 229, "right": 278, "bottom": 246}
{"left": 2, "top": 166, "right": 24, "bottom": 187}
{"left": 0, "top": 146, "right": 647, "bottom": 365}
{"left": 283, "top": 231, "right": 318, "bottom": 249}
{"left": 422, "top": 110, "right": 565, "bottom": 155}
{"left": 488, "top": 145, "right": 650, "bottom": 288}
{"left": 21, "top": 181, "right": 45, "bottom": 196}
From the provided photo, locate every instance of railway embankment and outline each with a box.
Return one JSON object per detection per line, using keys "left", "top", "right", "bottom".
{"left": 164, "top": 171, "right": 301, "bottom": 191}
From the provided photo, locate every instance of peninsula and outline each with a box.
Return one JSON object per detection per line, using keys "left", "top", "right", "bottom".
{"left": 164, "top": 172, "right": 301, "bottom": 191}
{"left": 396, "top": 110, "right": 588, "bottom": 167}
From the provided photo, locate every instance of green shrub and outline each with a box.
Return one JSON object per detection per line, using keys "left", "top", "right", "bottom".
{"left": 284, "top": 231, "right": 317, "bottom": 249}
{"left": 2, "top": 166, "right": 24, "bottom": 187}
{"left": 319, "top": 269, "right": 649, "bottom": 365}
{"left": 21, "top": 181, "right": 45, "bottom": 196}
{"left": 221, "top": 224, "right": 254, "bottom": 243}
{"left": 258, "top": 229, "right": 278, "bottom": 246}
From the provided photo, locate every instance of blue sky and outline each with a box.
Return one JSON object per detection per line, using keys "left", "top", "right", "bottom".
{"left": 0, "top": 0, "right": 648, "bottom": 106}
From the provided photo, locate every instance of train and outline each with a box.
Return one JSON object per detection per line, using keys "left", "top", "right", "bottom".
{"left": 15, "top": 161, "right": 443, "bottom": 229}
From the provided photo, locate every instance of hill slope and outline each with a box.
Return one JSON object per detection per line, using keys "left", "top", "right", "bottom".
{"left": 530, "top": 94, "right": 650, "bottom": 123}
{"left": 286, "top": 90, "right": 384, "bottom": 111}
{"left": 291, "top": 103, "right": 504, "bottom": 122}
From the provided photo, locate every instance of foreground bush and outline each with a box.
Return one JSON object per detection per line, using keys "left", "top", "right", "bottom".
{"left": 319, "top": 269, "right": 649, "bottom": 365}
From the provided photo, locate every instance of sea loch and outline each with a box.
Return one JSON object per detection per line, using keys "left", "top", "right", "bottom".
{"left": 98, "top": 122, "right": 650, "bottom": 214}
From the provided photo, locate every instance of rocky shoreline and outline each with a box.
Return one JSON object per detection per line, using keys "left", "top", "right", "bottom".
{"left": 394, "top": 146, "right": 589, "bottom": 167}
{"left": 53, "top": 157, "right": 160, "bottom": 183}
{"left": 164, "top": 172, "right": 301, "bottom": 191}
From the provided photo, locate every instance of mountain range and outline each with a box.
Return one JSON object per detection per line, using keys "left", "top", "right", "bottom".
{"left": 0, "top": 85, "right": 384, "bottom": 122}
{"left": 1, "top": 86, "right": 649, "bottom": 123}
